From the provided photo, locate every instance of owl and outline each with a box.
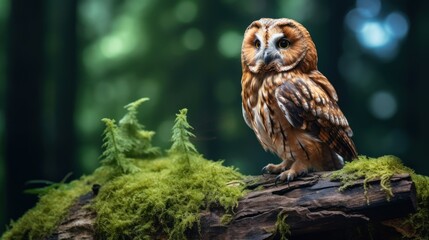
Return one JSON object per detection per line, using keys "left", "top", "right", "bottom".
{"left": 241, "top": 18, "right": 357, "bottom": 183}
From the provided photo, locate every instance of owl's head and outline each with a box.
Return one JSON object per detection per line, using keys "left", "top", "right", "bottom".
{"left": 241, "top": 18, "right": 318, "bottom": 74}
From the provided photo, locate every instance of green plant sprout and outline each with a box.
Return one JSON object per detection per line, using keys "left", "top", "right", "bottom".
{"left": 119, "top": 98, "right": 160, "bottom": 158}
{"left": 100, "top": 98, "right": 160, "bottom": 174}
{"left": 24, "top": 172, "right": 73, "bottom": 196}
{"left": 169, "top": 108, "right": 198, "bottom": 170}
{"left": 100, "top": 118, "right": 140, "bottom": 174}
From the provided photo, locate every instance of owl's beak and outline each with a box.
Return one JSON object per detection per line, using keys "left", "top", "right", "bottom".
{"left": 263, "top": 50, "right": 280, "bottom": 65}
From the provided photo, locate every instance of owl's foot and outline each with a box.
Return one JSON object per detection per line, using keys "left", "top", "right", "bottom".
{"left": 261, "top": 162, "right": 288, "bottom": 174}
{"left": 274, "top": 162, "right": 309, "bottom": 185}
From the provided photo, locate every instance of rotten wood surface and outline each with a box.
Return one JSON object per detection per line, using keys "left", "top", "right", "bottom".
{"left": 46, "top": 172, "right": 416, "bottom": 240}
{"left": 197, "top": 172, "right": 416, "bottom": 240}
{"left": 47, "top": 192, "right": 97, "bottom": 240}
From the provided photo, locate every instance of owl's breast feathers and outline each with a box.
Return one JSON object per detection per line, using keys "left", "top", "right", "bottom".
{"left": 242, "top": 70, "right": 357, "bottom": 165}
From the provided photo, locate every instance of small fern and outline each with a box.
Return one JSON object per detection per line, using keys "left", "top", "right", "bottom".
{"left": 100, "top": 118, "right": 140, "bottom": 174}
{"left": 119, "top": 98, "right": 160, "bottom": 158}
{"left": 169, "top": 108, "right": 198, "bottom": 168}
{"left": 100, "top": 98, "right": 163, "bottom": 174}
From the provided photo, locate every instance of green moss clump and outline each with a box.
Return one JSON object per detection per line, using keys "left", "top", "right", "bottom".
{"left": 220, "top": 214, "right": 233, "bottom": 225}
{"left": 1, "top": 167, "right": 114, "bottom": 240}
{"left": 93, "top": 108, "right": 244, "bottom": 239}
{"left": 94, "top": 156, "right": 243, "bottom": 239}
{"left": 275, "top": 211, "right": 290, "bottom": 240}
{"left": 330, "top": 155, "right": 412, "bottom": 201}
{"left": 403, "top": 173, "right": 429, "bottom": 239}
{"left": 331, "top": 155, "right": 429, "bottom": 239}
{"left": 1, "top": 186, "right": 85, "bottom": 240}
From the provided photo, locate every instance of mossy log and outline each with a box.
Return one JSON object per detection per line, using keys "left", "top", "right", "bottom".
{"left": 47, "top": 172, "right": 416, "bottom": 240}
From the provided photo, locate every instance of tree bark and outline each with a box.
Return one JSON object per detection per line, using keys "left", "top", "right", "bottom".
{"left": 47, "top": 172, "right": 416, "bottom": 240}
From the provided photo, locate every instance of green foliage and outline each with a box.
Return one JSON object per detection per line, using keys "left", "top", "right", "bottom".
{"left": 101, "top": 118, "right": 140, "bottom": 174}
{"left": 403, "top": 174, "right": 429, "bottom": 239}
{"left": 330, "top": 155, "right": 411, "bottom": 202}
{"left": 220, "top": 214, "right": 233, "bottom": 225}
{"left": 275, "top": 211, "right": 290, "bottom": 240}
{"left": 169, "top": 108, "right": 198, "bottom": 155}
{"left": 100, "top": 98, "right": 160, "bottom": 174}
{"left": 331, "top": 155, "right": 429, "bottom": 239}
{"left": 169, "top": 108, "right": 198, "bottom": 169}
{"left": 95, "top": 106, "right": 244, "bottom": 239}
{"left": 94, "top": 156, "right": 244, "bottom": 240}
{"left": 24, "top": 172, "right": 73, "bottom": 196}
{"left": 119, "top": 98, "right": 160, "bottom": 158}
{"left": 1, "top": 167, "right": 114, "bottom": 240}
{"left": 2, "top": 99, "right": 245, "bottom": 240}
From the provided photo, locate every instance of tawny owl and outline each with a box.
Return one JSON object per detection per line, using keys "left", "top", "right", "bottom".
{"left": 241, "top": 18, "right": 357, "bottom": 183}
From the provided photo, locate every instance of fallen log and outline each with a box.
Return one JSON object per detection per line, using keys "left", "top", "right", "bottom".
{"left": 198, "top": 172, "right": 416, "bottom": 240}
{"left": 47, "top": 172, "right": 416, "bottom": 240}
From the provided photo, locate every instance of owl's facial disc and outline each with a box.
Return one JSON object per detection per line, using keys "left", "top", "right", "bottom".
{"left": 257, "top": 33, "right": 286, "bottom": 71}
{"left": 242, "top": 18, "right": 316, "bottom": 73}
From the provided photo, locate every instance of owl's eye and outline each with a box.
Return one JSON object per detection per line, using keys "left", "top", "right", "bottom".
{"left": 277, "top": 38, "right": 290, "bottom": 49}
{"left": 254, "top": 39, "right": 261, "bottom": 49}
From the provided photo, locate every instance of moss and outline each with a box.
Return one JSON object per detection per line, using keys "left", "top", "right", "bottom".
{"left": 275, "top": 211, "right": 290, "bottom": 240}
{"left": 403, "top": 174, "right": 429, "bottom": 239}
{"left": 1, "top": 155, "right": 243, "bottom": 240}
{"left": 1, "top": 167, "right": 114, "bottom": 240}
{"left": 330, "top": 155, "right": 429, "bottom": 239}
{"left": 94, "top": 155, "right": 244, "bottom": 239}
{"left": 1, "top": 101, "right": 244, "bottom": 240}
{"left": 6, "top": 99, "right": 426, "bottom": 239}
{"left": 330, "top": 155, "right": 412, "bottom": 202}
{"left": 220, "top": 214, "right": 233, "bottom": 225}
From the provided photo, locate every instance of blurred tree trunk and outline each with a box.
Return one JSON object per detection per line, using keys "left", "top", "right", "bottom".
{"left": 4, "top": 0, "right": 79, "bottom": 224}
{"left": 5, "top": 0, "right": 46, "bottom": 222}
{"left": 324, "top": 0, "right": 354, "bottom": 107}
{"left": 405, "top": 0, "right": 429, "bottom": 175}
{"left": 49, "top": 0, "right": 79, "bottom": 180}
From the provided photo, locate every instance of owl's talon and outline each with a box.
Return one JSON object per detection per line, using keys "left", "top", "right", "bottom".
{"left": 275, "top": 175, "right": 282, "bottom": 186}
{"left": 287, "top": 174, "right": 294, "bottom": 182}
{"left": 261, "top": 166, "right": 269, "bottom": 174}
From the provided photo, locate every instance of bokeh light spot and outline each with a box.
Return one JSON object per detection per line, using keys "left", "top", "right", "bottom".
{"left": 356, "top": 0, "right": 381, "bottom": 18}
{"left": 100, "top": 36, "right": 124, "bottom": 58}
{"left": 345, "top": 9, "right": 366, "bottom": 32}
{"left": 218, "top": 31, "right": 242, "bottom": 58}
{"left": 175, "top": 1, "right": 198, "bottom": 23}
{"left": 385, "top": 12, "right": 409, "bottom": 39}
{"left": 358, "top": 22, "right": 390, "bottom": 48}
{"left": 278, "top": 0, "right": 315, "bottom": 22}
{"left": 369, "top": 91, "right": 397, "bottom": 119}
{"left": 182, "top": 28, "right": 204, "bottom": 50}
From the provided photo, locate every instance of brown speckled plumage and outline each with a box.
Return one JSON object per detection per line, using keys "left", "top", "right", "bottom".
{"left": 241, "top": 18, "right": 357, "bottom": 182}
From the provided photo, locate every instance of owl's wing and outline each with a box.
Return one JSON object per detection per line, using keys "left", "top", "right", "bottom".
{"left": 275, "top": 74, "right": 357, "bottom": 160}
